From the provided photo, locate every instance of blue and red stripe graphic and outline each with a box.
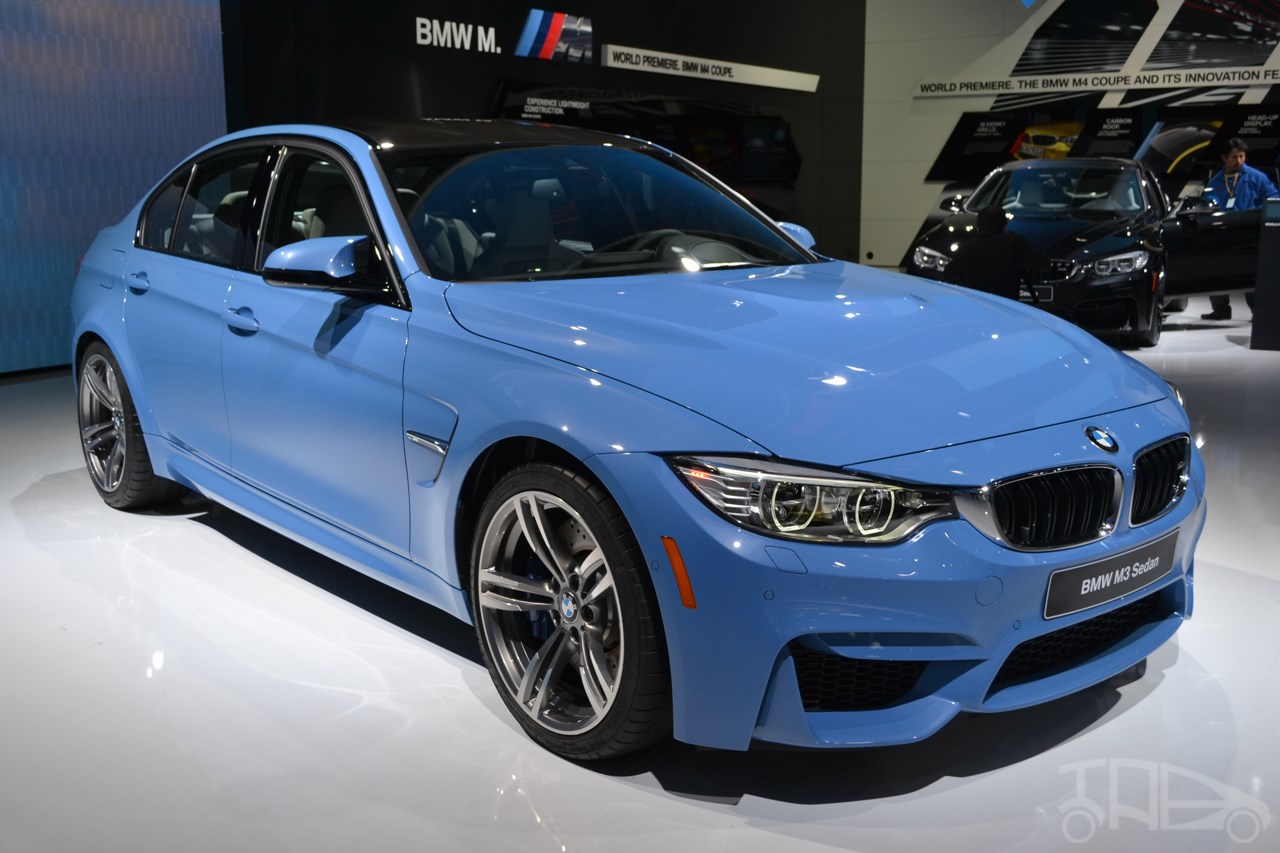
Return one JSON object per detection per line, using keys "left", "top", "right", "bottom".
{"left": 515, "top": 9, "right": 592, "bottom": 63}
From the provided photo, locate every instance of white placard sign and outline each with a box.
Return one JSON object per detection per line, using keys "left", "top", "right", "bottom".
{"left": 603, "top": 43, "right": 819, "bottom": 93}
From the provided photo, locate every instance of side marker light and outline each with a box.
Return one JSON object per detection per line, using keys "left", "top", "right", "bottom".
{"left": 661, "top": 536, "right": 698, "bottom": 609}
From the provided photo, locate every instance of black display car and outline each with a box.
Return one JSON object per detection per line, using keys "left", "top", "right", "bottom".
{"left": 906, "top": 158, "right": 1262, "bottom": 346}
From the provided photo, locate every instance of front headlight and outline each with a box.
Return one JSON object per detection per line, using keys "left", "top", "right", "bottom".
{"left": 1166, "top": 380, "right": 1186, "bottom": 409}
{"left": 913, "top": 245, "right": 951, "bottom": 272}
{"left": 1091, "top": 250, "right": 1149, "bottom": 276}
{"left": 669, "top": 456, "right": 956, "bottom": 544}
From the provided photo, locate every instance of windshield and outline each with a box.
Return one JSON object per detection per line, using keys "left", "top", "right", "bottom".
{"left": 968, "top": 164, "right": 1143, "bottom": 217}
{"left": 381, "top": 144, "right": 811, "bottom": 281}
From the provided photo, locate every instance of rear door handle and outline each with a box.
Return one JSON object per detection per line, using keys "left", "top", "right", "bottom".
{"left": 225, "top": 306, "right": 259, "bottom": 334}
{"left": 127, "top": 271, "right": 150, "bottom": 292}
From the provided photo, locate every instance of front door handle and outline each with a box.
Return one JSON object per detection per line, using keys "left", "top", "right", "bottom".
{"left": 127, "top": 271, "right": 150, "bottom": 293}
{"left": 225, "top": 306, "right": 259, "bottom": 334}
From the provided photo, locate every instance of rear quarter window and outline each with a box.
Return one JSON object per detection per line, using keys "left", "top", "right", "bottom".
{"left": 138, "top": 169, "right": 190, "bottom": 251}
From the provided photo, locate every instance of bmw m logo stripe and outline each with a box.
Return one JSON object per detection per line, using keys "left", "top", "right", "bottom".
{"left": 516, "top": 9, "right": 592, "bottom": 61}
{"left": 1086, "top": 426, "right": 1119, "bottom": 453}
{"left": 516, "top": 10, "right": 562, "bottom": 59}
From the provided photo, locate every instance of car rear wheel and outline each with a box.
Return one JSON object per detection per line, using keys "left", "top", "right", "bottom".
{"left": 470, "top": 463, "right": 670, "bottom": 759}
{"left": 77, "top": 342, "right": 182, "bottom": 509}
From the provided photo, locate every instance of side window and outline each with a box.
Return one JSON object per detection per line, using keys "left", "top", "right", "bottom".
{"left": 138, "top": 168, "right": 190, "bottom": 251}
{"left": 259, "top": 150, "right": 390, "bottom": 287}
{"left": 173, "top": 148, "right": 266, "bottom": 266}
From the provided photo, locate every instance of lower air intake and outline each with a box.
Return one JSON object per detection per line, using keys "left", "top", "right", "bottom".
{"left": 990, "top": 591, "right": 1166, "bottom": 694}
{"left": 789, "top": 641, "right": 926, "bottom": 712}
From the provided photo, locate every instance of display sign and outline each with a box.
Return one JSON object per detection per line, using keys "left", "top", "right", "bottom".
{"left": 1071, "top": 111, "right": 1144, "bottom": 159}
{"left": 917, "top": 65, "right": 1280, "bottom": 98}
{"left": 925, "top": 113, "right": 1022, "bottom": 182}
{"left": 924, "top": 106, "right": 1280, "bottom": 186}
{"left": 225, "top": 0, "right": 847, "bottom": 261}
{"left": 1216, "top": 109, "right": 1280, "bottom": 166}
{"left": 602, "top": 44, "right": 819, "bottom": 92}
{"left": 508, "top": 91, "right": 595, "bottom": 121}
{"left": 494, "top": 84, "right": 803, "bottom": 191}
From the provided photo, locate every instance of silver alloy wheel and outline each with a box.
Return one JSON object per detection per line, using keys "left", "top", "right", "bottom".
{"left": 78, "top": 352, "right": 127, "bottom": 494}
{"left": 476, "top": 490, "right": 623, "bottom": 735}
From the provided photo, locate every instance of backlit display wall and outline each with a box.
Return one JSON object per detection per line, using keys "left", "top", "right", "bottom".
{"left": 0, "top": 0, "right": 226, "bottom": 374}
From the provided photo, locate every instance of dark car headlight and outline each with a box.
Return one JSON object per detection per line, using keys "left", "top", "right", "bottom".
{"left": 670, "top": 456, "right": 956, "bottom": 544}
{"left": 913, "top": 246, "right": 952, "bottom": 272}
{"left": 1090, "top": 250, "right": 1149, "bottom": 276}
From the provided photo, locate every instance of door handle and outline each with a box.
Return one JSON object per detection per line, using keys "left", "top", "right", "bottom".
{"left": 225, "top": 307, "right": 259, "bottom": 334}
{"left": 127, "top": 271, "right": 150, "bottom": 292}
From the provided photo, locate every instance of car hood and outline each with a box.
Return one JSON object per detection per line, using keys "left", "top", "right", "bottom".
{"left": 924, "top": 212, "right": 1147, "bottom": 259}
{"left": 443, "top": 262, "right": 1168, "bottom": 467}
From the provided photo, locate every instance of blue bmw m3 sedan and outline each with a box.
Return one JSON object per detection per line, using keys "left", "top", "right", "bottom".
{"left": 71, "top": 120, "right": 1205, "bottom": 759}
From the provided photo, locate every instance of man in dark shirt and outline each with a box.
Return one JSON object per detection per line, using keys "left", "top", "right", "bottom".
{"left": 946, "top": 206, "right": 1050, "bottom": 302}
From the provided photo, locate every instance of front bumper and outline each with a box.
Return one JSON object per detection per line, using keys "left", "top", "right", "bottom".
{"left": 588, "top": 398, "right": 1206, "bottom": 751}
{"left": 1032, "top": 267, "right": 1161, "bottom": 333}
{"left": 908, "top": 261, "right": 1160, "bottom": 333}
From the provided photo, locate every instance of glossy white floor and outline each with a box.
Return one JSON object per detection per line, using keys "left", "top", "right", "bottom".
{"left": 2, "top": 294, "right": 1278, "bottom": 853}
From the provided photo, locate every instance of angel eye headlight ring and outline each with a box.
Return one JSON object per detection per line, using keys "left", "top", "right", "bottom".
{"left": 669, "top": 456, "right": 956, "bottom": 544}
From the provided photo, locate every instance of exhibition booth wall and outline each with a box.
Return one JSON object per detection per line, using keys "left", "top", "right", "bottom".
{"left": 0, "top": 0, "right": 863, "bottom": 376}
{"left": 0, "top": 0, "right": 226, "bottom": 375}
{"left": 863, "top": 0, "right": 1280, "bottom": 268}
{"left": 10, "top": 0, "right": 1280, "bottom": 376}
{"left": 220, "top": 0, "right": 863, "bottom": 261}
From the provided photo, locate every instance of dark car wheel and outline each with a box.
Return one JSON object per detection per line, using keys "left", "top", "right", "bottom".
{"left": 77, "top": 342, "right": 182, "bottom": 509}
{"left": 470, "top": 463, "right": 671, "bottom": 759}
{"left": 1162, "top": 297, "right": 1188, "bottom": 313}
{"left": 1135, "top": 299, "right": 1163, "bottom": 347}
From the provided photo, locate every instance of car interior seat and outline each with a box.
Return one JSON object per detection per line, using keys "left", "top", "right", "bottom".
{"left": 1015, "top": 179, "right": 1043, "bottom": 208}
{"left": 190, "top": 190, "right": 247, "bottom": 263}
{"left": 309, "top": 184, "right": 368, "bottom": 239}
{"left": 468, "top": 179, "right": 582, "bottom": 278}
{"left": 1080, "top": 176, "right": 1140, "bottom": 212}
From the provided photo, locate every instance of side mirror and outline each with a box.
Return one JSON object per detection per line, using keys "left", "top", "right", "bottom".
{"left": 263, "top": 236, "right": 366, "bottom": 286}
{"left": 777, "top": 221, "right": 817, "bottom": 249}
{"left": 941, "top": 194, "right": 968, "bottom": 213}
{"left": 1172, "top": 195, "right": 1217, "bottom": 216}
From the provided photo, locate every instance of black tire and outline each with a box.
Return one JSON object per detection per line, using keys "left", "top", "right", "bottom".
{"left": 1135, "top": 300, "right": 1162, "bottom": 347}
{"left": 1161, "top": 297, "right": 1188, "bottom": 313}
{"left": 77, "top": 342, "right": 183, "bottom": 509}
{"left": 1136, "top": 286, "right": 1167, "bottom": 348}
{"left": 469, "top": 463, "right": 671, "bottom": 759}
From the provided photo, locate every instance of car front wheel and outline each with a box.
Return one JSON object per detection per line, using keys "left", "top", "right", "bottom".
{"left": 1135, "top": 297, "right": 1163, "bottom": 347}
{"left": 470, "top": 463, "right": 671, "bottom": 759}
